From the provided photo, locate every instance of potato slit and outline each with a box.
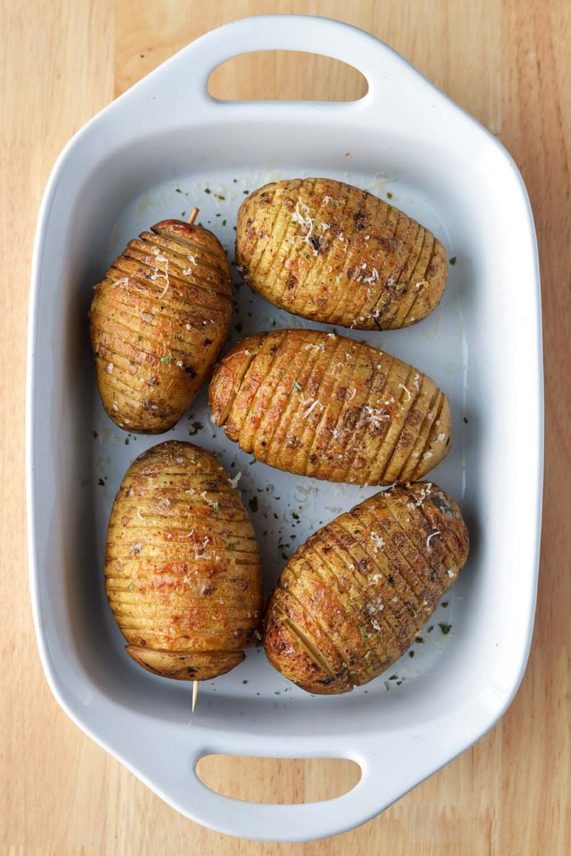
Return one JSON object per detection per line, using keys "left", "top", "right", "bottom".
{"left": 404, "top": 389, "right": 446, "bottom": 481}
{"left": 372, "top": 364, "right": 423, "bottom": 484}
{"left": 384, "top": 223, "right": 426, "bottom": 328}
{"left": 352, "top": 206, "right": 409, "bottom": 329}
{"left": 239, "top": 186, "right": 283, "bottom": 280}
{"left": 279, "top": 613, "right": 339, "bottom": 679}
{"left": 286, "top": 560, "right": 380, "bottom": 683}
{"left": 380, "top": 365, "right": 428, "bottom": 483}
{"left": 271, "top": 337, "right": 329, "bottom": 472}
{"left": 277, "top": 180, "right": 339, "bottom": 314}
{"left": 106, "top": 269, "right": 230, "bottom": 316}
{"left": 300, "top": 336, "right": 355, "bottom": 477}
{"left": 293, "top": 548, "right": 387, "bottom": 677}
{"left": 278, "top": 583, "right": 357, "bottom": 681}
{"left": 215, "top": 349, "right": 259, "bottom": 427}
{"left": 406, "top": 394, "right": 448, "bottom": 481}
{"left": 310, "top": 526, "right": 404, "bottom": 657}
{"left": 259, "top": 338, "right": 320, "bottom": 466}
{"left": 335, "top": 351, "right": 382, "bottom": 479}
{"left": 314, "top": 185, "right": 374, "bottom": 325}
{"left": 355, "top": 504, "right": 433, "bottom": 594}
{"left": 250, "top": 188, "right": 300, "bottom": 283}
{"left": 305, "top": 338, "right": 364, "bottom": 480}
{"left": 400, "top": 234, "right": 438, "bottom": 326}
{"left": 273, "top": 587, "right": 348, "bottom": 680}
{"left": 238, "top": 334, "right": 290, "bottom": 453}
{"left": 330, "top": 521, "right": 419, "bottom": 621}
{"left": 335, "top": 512, "right": 428, "bottom": 604}
{"left": 393, "top": 385, "right": 441, "bottom": 483}
{"left": 143, "top": 230, "right": 227, "bottom": 270}
{"left": 383, "top": 491, "right": 452, "bottom": 570}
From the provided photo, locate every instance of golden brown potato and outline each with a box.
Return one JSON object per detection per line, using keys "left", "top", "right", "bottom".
{"left": 209, "top": 329, "right": 451, "bottom": 485}
{"left": 236, "top": 178, "right": 447, "bottom": 329}
{"left": 264, "top": 482, "right": 469, "bottom": 694}
{"left": 104, "top": 441, "right": 262, "bottom": 681}
{"left": 90, "top": 218, "right": 232, "bottom": 433}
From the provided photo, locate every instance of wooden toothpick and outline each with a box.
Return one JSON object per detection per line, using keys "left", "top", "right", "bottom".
{"left": 188, "top": 207, "right": 199, "bottom": 226}
{"left": 192, "top": 679, "right": 199, "bottom": 713}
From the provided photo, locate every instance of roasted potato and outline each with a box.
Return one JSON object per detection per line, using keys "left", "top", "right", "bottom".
{"left": 264, "top": 482, "right": 469, "bottom": 694}
{"left": 236, "top": 178, "right": 447, "bottom": 329}
{"left": 90, "top": 218, "right": 232, "bottom": 433}
{"left": 209, "top": 329, "right": 451, "bottom": 485}
{"left": 104, "top": 441, "right": 262, "bottom": 680}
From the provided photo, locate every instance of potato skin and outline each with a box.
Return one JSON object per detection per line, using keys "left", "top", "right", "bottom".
{"left": 236, "top": 178, "right": 447, "bottom": 329}
{"left": 264, "top": 482, "right": 469, "bottom": 694}
{"left": 90, "top": 219, "right": 232, "bottom": 433}
{"left": 104, "top": 441, "right": 262, "bottom": 681}
{"left": 209, "top": 329, "right": 451, "bottom": 485}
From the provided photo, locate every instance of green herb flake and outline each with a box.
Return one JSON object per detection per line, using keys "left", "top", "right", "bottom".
{"left": 439, "top": 623, "right": 452, "bottom": 635}
{"left": 160, "top": 355, "right": 173, "bottom": 365}
{"left": 188, "top": 420, "right": 203, "bottom": 436}
{"left": 248, "top": 496, "right": 258, "bottom": 513}
{"left": 97, "top": 478, "right": 105, "bottom": 486}
{"left": 389, "top": 675, "right": 398, "bottom": 681}
{"left": 409, "top": 650, "right": 415, "bottom": 658}
{"left": 222, "top": 219, "right": 227, "bottom": 226}
{"left": 387, "top": 191, "right": 393, "bottom": 199}
{"left": 175, "top": 188, "right": 182, "bottom": 194}
{"left": 204, "top": 188, "right": 211, "bottom": 194}
{"left": 243, "top": 189, "right": 250, "bottom": 195}
{"left": 124, "top": 438, "right": 130, "bottom": 445}
{"left": 442, "top": 601, "right": 449, "bottom": 608}
{"left": 293, "top": 380, "right": 303, "bottom": 393}
{"left": 215, "top": 194, "right": 225, "bottom": 201}
{"left": 449, "top": 256, "right": 457, "bottom": 265}
{"left": 415, "top": 636, "right": 424, "bottom": 643}
{"left": 427, "top": 625, "right": 434, "bottom": 633}
{"left": 92, "top": 430, "right": 98, "bottom": 439}
{"left": 242, "top": 679, "right": 248, "bottom": 684}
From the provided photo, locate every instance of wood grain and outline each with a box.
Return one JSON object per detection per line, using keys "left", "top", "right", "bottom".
{"left": 1, "top": 0, "right": 569, "bottom": 853}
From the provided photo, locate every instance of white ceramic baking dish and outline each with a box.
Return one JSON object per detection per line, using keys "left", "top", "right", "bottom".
{"left": 27, "top": 15, "right": 543, "bottom": 842}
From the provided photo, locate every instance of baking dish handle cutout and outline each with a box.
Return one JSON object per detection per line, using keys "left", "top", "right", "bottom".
{"left": 178, "top": 748, "right": 397, "bottom": 842}
{"left": 170, "top": 14, "right": 431, "bottom": 112}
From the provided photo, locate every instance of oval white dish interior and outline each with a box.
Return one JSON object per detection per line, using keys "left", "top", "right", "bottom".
{"left": 27, "top": 14, "right": 543, "bottom": 843}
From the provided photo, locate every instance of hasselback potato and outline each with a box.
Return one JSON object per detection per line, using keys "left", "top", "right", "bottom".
{"left": 104, "top": 441, "right": 262, "bottom": 680}
{"left": 209, "top": 329, "right": 451, "bottom": 485}
{"left": 236, "top": 178, "right": 447, "bottom": 329}
{"left": 264, "top": 482, "right": 469, "bottom": 694}
{"left": 90, "top": 217, "right": 232, "bottom": 433}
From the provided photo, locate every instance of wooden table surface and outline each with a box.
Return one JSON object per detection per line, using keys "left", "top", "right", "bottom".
{"left": 2, "top": 1, "right": 569, "bottom": 853}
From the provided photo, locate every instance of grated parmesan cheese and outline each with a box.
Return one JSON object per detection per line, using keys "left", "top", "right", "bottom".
{"left": 426, "top": 530, "right": 441, "bottom": 550}
{"left": 398, "top": 383, "right": 412, "bottom": 401}
{"left": 229, "top": 472, "right": 242, "bottom": 489}
{"left": 370, "top": 532, "right": 385, "bottom": 551}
